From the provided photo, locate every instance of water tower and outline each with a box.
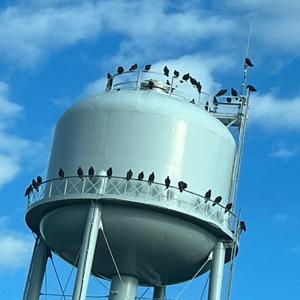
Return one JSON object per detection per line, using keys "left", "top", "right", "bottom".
{"left": 23, "top": 63, "right": 252, "bottom": 300}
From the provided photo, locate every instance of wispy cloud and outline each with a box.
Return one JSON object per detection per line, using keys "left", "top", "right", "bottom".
{"left": 0, "top": 216, "right": 33, "bottom": 271}
{"left": 270, "top": 143, "right": 298, "bottom": 159}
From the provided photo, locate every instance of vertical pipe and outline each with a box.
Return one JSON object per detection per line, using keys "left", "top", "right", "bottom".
{"left": 153, "top": 286, "right": 165, "bottom": 300}
{"left": 23, "top": 236, "right": 49, "bottom": 300}
{"left": 72, "top": 201, "right": 102, "bottom": 300}
{"left": 108, "top": 275, "right": 138, "bottom": 300}
{"left": 208, "top": 242, "right": 226, "bottom": 300}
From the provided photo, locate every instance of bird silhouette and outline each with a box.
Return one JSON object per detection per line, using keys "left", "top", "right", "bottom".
{"left": 126, "top": 169, "right": 133, "bottom": 181}
{"left": 226, "top": 97, "right": 232, "bottom": 103}
{"left": 212, "top": 196, "right": 222, "bottom": 206}
{"left": 178, "top": 181, "right": 187, "bottom": 192}
{"left": 117, "top": 66, "right": 124, "bottom": 74}
{"left": 24, "top": 185, "right": 33, "bottom": 198}
{"left": 225, "top": 202, "right": 233, "bottom": 213}
{"left": 148, "top": 80, "right": 154, "bottom": 89}
{"left": 77, "top": 167, "right": 84, "bottom": 179}
{"left": 204, "top": 189, "right": 212, "bottom": 203}
{"left": 239, "top": 221, "right": 246, "bottom": 232}
{"left": 148, "top": 172, "right": 155, "bottom": 185}
{"left": 166, "top": 80, "right": 170, "bottom": 85}
{"left": 215, "top": 89, "right": 227, "bottom": 97}
{"left": 182, "top": 73, "right": 190, "bottom": 81}
{"left": 144, "top": 64, "right": 151, "bottom": 71}
{"left": 107, "top": 73, "right": 112, "bottom": 79}
{"left": 213, "top": 97, "right": 218, "bottom": 107}
{"left": 32, "top": 179, "right": 39, "bottom": 191}
{"left": 196, "top": 82, "right": 202, "bottom": 94}
{"left": 107, "top": 167, "right": 113, "bottom": 179}
{"left": 190, "top": 99, "right": 195, "bottom": 104}
{"left": 246, "top": 84, "right": 257, "bottom": 92}
{"left": 205, "top": 101, "right": 209, "bottom": 111}
{"left": 165, "top": 176, "right": 171, "bottom": 189}
{"left": 231, "top": 88, "right": 238, "bottom": 97}
{"left": 129, "top": 63, "right": 138, "bottom": 71}
{"left": 163, "top": 66, "right": 169, "bottom": 77}
{"left": 173, "top": 70, "right": 179, "bottom": 78}
{"left": 58, "top": 168, "right": 64, "bottom": 179}
{"left": 37, "top": 176, "right": 42, "bottom": 186}
{"left": 244, "top": 57, "right": 254, "bottom": 67}
{"left": 190, "top": 77, "right": 197, "bottom": 85}
{"left": 138, "top": 171, "right": 144, "bottom": 181}
{"left": 88, "top": 166, "right": 95, "bottom": 179}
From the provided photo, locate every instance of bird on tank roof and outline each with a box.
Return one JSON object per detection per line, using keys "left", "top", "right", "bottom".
{"left": 163, "top": 66, "right": 169, "bottom": 77}
{"left": 244, "top": 57, "right": 254, "bottom": 68}
{"left": 117, "top": 66, "right": 124, "bottom": 74}
{"left": 58, "top": 168, "right": 64, "bottom": 179}
{"left": 126, "top": 169, "right": 133, "bottom": 181}
{"left": 246, "top": 84, "right": 257, "bottom": 92}
{"left": 129, "top": 63, "right": 138, "bottom": 71}
{"left": 165, "top": 176, "right": 171, "bottom": 189}
{"left": 88, "top": 166, "right": 95, "bottom": 180}
{"left": 37, "top": 176, "right": 42, "bottom": 186}
{"left": 32, "top": 178, "right": 39, "bottom": 191}
{"left": 204, "top": 189, "right": 212, "bottom": 203}
{"left": 107, "top": 167, "right": 113, "bottom": 179}
{"left": 178, "top": 181, "right": 187, "bottom": 192}
{"left": 144, "top": 64, "right": 151, "bottom": 71}
{"left": 190, "top": 77, "right": 197, "bottom": 86}
{"left": 173, "top": 70, "right": 179, "bottom": 78}
{"left": 138, "top": 171, "right": 144, "bottom": 181}
{"left": 24, "top": 184, "right": 33, "bottom": 199}
{"left": 148, "top": 172, "right": 155, "bottom": 185}
{"left": 212, "top": 196, "right": 222, "bottom": 206}
{"left": 239, "top": 221, "right": 246, "bottom": 232}
{"left": 148, "top": 80, "right": 154, "bottom": 89}
{"left": 224, "top": 202, "right": 233, "bottom": 213}
{"left": 77, "top": 166, "right": 84, "bottom": 179}
{"left": 182, "top": 73, "right": 190, "bottom": 81}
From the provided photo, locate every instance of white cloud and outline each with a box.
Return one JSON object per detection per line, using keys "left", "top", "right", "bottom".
{"left": 270, "top": 143, "right": 298, "bottom": 159}
{"left": 250, "top": 93, "right": 300, "bottom": 130}
{"left": 0, "top": 82, "right": 43, "bottom": 188}
{"left": 0, "top": 216, "right": 33, "bottom": 270}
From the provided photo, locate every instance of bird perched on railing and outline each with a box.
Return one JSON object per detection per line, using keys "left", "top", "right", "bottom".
{"left": 138, "top": 171, "right": 144, "bottom": 181}
{"left": 196, "top": 82, "right": 202, "bottom": 94}
{"left": 129, "top": 63, "right": 138, "bottom": 71}
{"left": 58, "top": 168, "right": 64, "bottom": 180}
{"left": 224, "top": 202, "right": 233, "bottom": 213}
{"left": 205, "top": 101, "right": 209, "bottom": 111}
{"left": 165, "top": 176, "right": 171, "bottom": 189}
{"left": 117, "top": 66, "right": 124, "bottom": 74}
{"left": 244, "top": 57, "right": 254, "bottom": 68}
{"left": 24, "top": 185, "right": 33, "bottom": 199}
{"left": 231, "top": 88, "right": 238, "bottom": 97}
{"left": 148, "top": 172, "right": 155, "bottom": 185}
{"left": 190, "top": 77, "right": 197, "bottom": 86}
{"left": 182, "top": 73, "right": 190, "bottom": 81}
{"left": 144, "top": 64, "right": 151, "bottom": 71}
{"left": 173, "top": 70, "right": 179, "bottom": 78}
{"left": 212, "top": 196, "right": 222, "bottom": 206}
{"left": 215, "top": 89, "right": 227, "bottom": 97}
{"left": 246, "top": 84, "right": 257, "bottom": 92}
{"left": 204, "top": 189, "right": 212, "bottom": 203}
{"left": 77, "top": 166, "right": 84, "bottom": 179}
{"left": 32, "top": 179, "right": 39, "bottom": 191}
{"left": 88, "top": 166, "right": 95, "bottom": 180}
{"left": 239, "top": 221, "right": 246, "bottom": 232}
{"left": 37, "top": 176, "right": 42, "bottom": 187}
{"left": 163, "top": 66, "right": 169, "bottom": 77}
{"left": 148, "top": 80, "right": 154, "bottom": 89}
{"left": 126, "top": 169, "right": 133, "bottom": 181}
{"left": 107, "top": 167, "right": 113, "bottom": 179}
{"left": 178, "top": 181, "right": 187, "bottom": 192}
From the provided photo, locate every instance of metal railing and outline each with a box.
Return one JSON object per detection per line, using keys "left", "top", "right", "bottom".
{"left": 27, "top": 175, "right": 235, "bottom": 231}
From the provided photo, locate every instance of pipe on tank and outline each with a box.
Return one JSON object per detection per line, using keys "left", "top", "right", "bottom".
{"left": 153, "top": 286, "right": 166, "bottom": 300}
{"left": 23, "top": 236, "right": 49, "bottom": 300}
{"left": 108, "top": 275, "right": 138, "bottom": 300}
{"left": 208, "top": 242, "right": 226, "bottom": 300}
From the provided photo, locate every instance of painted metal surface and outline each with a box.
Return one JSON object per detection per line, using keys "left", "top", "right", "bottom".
{"left": 108, "top": 275, "right": 138, "bottom": 300}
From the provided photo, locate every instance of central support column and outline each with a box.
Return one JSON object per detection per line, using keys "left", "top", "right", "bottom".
{"left": 208, "top": 242, "right": 226, "bottom": 300}
{"left": 109, "top": 275, "right": 138, "bottom": 300}
{"left": 72, "top": 201, "right": 102, "bottom": 300}
{"left": 153, "top": 286, "right": 166, "bottom": 300}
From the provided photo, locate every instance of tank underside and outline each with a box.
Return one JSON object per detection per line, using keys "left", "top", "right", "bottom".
{"left": 26, "top": 199, "right": 231, "bottom": 286}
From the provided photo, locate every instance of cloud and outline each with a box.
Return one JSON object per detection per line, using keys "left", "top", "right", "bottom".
{"left": 0, "top": 216, "right": 33, "bottom": 271}
{"left": 0, "top": 82, "right": 43, "bottom": 188}
{"left": 270, "top": 143, "right": 298, "bottom": 159}
{"left": 250, "top": 93, "right": 300, "bottom": 130}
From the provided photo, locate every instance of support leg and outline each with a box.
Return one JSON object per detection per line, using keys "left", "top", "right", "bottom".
{"left": 108, "top": 275, "right": 138, "bottom": 300}
{"left": 208, "top": 242, "right": 226, "bottom": 300}
{"left": 23, "top": 236, "right": 49, "bottom": 300}
{"left": 153, "top": 286, "right": 166, "bottom": 300}
{"left": 72, "top": 201, "right": 102, "bottom": 300}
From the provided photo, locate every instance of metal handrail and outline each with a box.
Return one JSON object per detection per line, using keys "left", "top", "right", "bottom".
{"left": 27, "top": 175, "right": 235, "bottom": 230}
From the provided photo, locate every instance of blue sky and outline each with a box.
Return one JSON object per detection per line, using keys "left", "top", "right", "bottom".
{"left": 0, "top": 0, "right": 299, "bottom": 299}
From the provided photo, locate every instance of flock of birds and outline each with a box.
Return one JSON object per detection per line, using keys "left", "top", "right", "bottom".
{"left": 106, "top": 57, "right": 257, "bottom": 112}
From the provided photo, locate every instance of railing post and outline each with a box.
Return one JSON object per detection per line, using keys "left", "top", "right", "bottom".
{"left": 98, "top": 170, "right": 108, "bottom": 195}
{"left": 64, "top": 178, "right": 68, "bottom": 195}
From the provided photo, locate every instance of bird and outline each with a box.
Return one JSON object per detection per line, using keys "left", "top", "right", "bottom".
{"left": 204, "top": 189, "right": 212, "bottom": 203}
{"left": 126, "top": 169, "right": 133, "bottom": 181}
{"left": 163, "top": 66, "right": 169, "bottom": 77}
{"left": 144, "top": 64, "right": 151, "bottom": 71}
{"left": 37, "top": 176, "right": 42, "bottom": 186}
{"left": 107, "top": 167, "right": 113, "bottom": 179}
{"left": 107, "top": 73, "right": 112, "bottom": 79}
{"left": 58, "top": 168, "right": 64, "bottom": 179}
{"left": 77, "top": 166, "right": 84, "bottom": 179}
{"left": 129, "top": 63, "right": 138, "bottom": 71}
{"left": 226, "top": 97, "right": 232, "bottom": 103}
{"left": 88, "top": 166, "right": 95, "bottom": 179}
{"left": 205, "top": 101, "right": 209, "bottom": 111}
{"left": 239, "top": 221, "right": 246, "bottom": 232}
{"left": 178, "top": 181, "right": 187, "bottom": 192}
{"left": 24, "top": 185, "right": 33, "bottom": 198}
{"left": 148, "top": 80, "right": 154, "bottom": 89}
{"left": 231, "top": 88, "right": 238, "bottom": 97}
{"left": 138, "top": 171, "right": 144, "bottom": 181}
{"left": 244, "top": 57, "right": 254, "bottom": 67}
{"left": 117, "top": 66, "right": 124, "bottom": 74}
{"left": 165, "top": 176, "right": 171, "bottom": 189}
{"left": 215, "top": 89, "right": 227, "bottom": 97}
{"left": 148, "top": 172, "right": 155, "bottom": 185}
{"left": 173, "top": 70, "right": 179, "bottom": 78}
{"left": 190, "top": 99, "right": 195, "bottom": 104}
{"left": 212, "top": 196, "right": 222, "bottom": 206}
{"left": 224, "top": 202, "right": 233, "bottom": 213}
{"left": 196, "top": 82, "right": 202, "bottom": 94}
{"left": 213, "top": 97, "right": 218, "bottom": 106}
{"left": 166, "top": 80, "right": 170, "bottom": 85}
{"left": 32, "top": 179, "right": 39, "bottom": 191}
{"left": 182, "top": 73, "right": 190, "bottom": 81}
{"left": 190, "top": 77, "right": 197, "bottom": 85}
{"left": 246, "top": 84, "right": 257, "bottom": 92}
